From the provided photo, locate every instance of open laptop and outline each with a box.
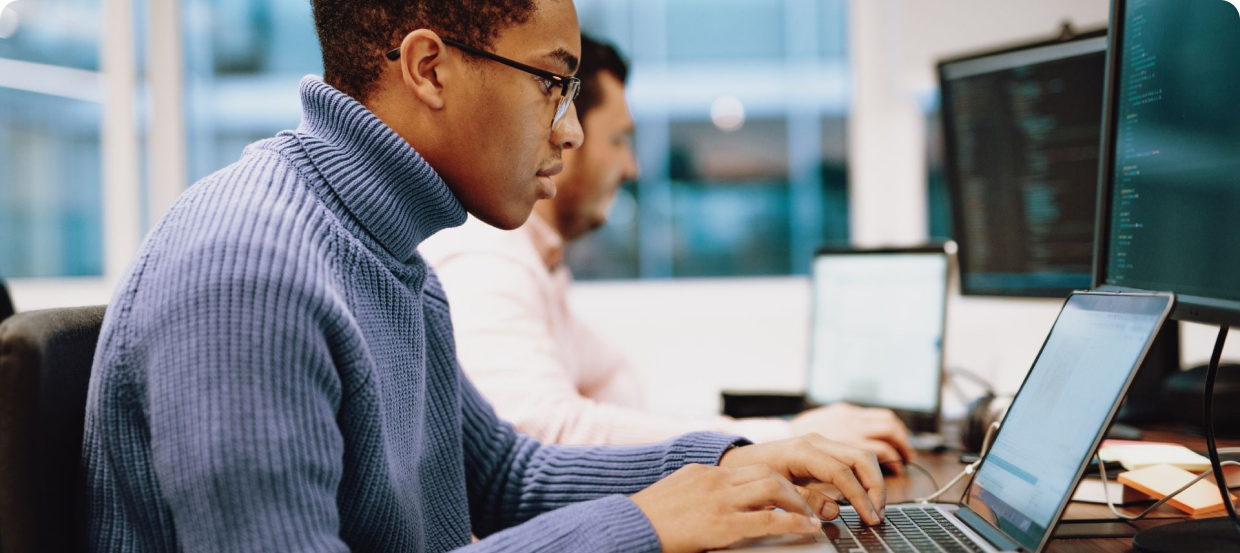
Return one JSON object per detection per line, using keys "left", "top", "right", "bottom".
{"left": 741, "top": 290, "right": 1175, "bottom": 552}
{"left": 807, "top": 247, "right": 951, "bottom": 434}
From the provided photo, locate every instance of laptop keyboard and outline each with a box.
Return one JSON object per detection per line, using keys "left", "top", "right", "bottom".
{"left": 829, "top": 507, "right": 987, "bottom": 553}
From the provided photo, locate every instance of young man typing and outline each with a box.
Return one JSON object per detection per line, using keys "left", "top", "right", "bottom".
{"left": 81, "top": 1, "right": 886, "bottom": 551}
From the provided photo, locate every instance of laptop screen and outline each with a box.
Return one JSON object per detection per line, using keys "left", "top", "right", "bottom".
{"left": 807, "top": 250, "right": 948, "bottom": 414}
{"left": 964, "top": 292, "right": 1172, "bottom": 551}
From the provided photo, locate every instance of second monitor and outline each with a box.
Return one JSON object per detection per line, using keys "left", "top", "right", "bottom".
{"left": 939, "top": 30, "right": 1108, "bottom": 298}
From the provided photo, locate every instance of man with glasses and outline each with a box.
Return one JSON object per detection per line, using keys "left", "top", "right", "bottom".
{"left": 422, "top": 35, "right": 916, "bottom": 469}
{"left": 81, "top": 1, "right": 886, "bottom": 551}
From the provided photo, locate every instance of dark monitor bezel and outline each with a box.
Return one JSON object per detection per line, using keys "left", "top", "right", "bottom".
{"left": 806, "top": 245, "right": 950, "bottom": 433}
{"left": 1093, "top": 0, "right": 1240, "bottom": 326}
{"left": 937, "top": 28, "right": 1108, "bottom": 299}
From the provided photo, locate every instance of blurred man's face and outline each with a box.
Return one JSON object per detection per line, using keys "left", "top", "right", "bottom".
{"left": 538, "top": 71, "right": 638, "bottom": 241}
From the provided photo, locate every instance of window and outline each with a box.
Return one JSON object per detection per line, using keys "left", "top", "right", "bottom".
{"left": 665, "top": 0, "right": 786, "bottom": 62}
{"left": 0, "top": 88, "right": 104, "bottom": 277}
{"left": 177, "top": 0, "right": 852, "bottom": 281}
{"left": 183, "top": 0, "right": 320, "bottom": 184}
{"left": 0, "top": 0, "right": 106, "bottom": 278}
{"left": 4, "top": 0, "right": 851, "bottom": 286}
{"left": 569, "top": 0, "right": 851, "bottom": 279}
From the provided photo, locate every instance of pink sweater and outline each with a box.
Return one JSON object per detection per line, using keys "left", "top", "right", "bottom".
{"left": 420, "top": 214, "right": 793, "bottom": 445}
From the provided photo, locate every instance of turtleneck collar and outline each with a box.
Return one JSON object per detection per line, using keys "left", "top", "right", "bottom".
{"left": 293, "top": 76, "right": 466, "bottom": 263}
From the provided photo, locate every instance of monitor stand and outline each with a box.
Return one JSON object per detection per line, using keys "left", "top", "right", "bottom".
{"left": 1133, "top": 517, "right": 1240, "bottom": 552}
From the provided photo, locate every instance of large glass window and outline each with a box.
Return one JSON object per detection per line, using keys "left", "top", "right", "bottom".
{"left": 569, "top": 0, "right": 852, "bottom": 279}
{"left": 0, "top": 0, "right": 99, "bottom": 69}
{"left": 665, "top": 0, "right": 786, "bottom": 62}
{"left": 175, "top": 0, "right": 851, "bottom": 281}
{"left": 0, "top": 0, "right": 105, "bottom": 278}
{"left": 183, "top": 0, "right": 320, "bottom": 183}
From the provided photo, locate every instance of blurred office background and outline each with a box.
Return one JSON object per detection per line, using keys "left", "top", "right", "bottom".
{"left": 0, "top": 0, "right": 853, "bottom": 283}
{"left": 19, "top": 0, "right": 1227, "bottom": 417}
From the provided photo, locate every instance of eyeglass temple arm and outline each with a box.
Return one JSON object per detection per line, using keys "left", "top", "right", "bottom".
{"left": 385, "top": 38, "right": 574, "bottom": 93}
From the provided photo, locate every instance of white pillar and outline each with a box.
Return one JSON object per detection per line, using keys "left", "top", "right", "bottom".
{"left": 147, "top": 0, "right": 188, "bottom": 227}
{"left": 101, "top": 0, "right": 141, "bottom": 288}
{"left": 847, "top": 0, "right": 928, "bottom": 248}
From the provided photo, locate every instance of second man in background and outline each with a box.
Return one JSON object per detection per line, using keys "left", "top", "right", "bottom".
{"left": 421, "top": 34, "right": 915, "bottom": 467}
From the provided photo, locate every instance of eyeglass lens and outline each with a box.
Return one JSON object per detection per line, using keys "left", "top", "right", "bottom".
{"left": 551, "top": 79, "right": 581, "bottom": 131}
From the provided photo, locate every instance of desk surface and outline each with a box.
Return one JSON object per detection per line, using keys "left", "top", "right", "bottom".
{"left": 886, "top": 426, "right": 1239, "bottom": 552}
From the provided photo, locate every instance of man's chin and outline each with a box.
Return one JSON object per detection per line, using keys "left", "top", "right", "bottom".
{"left": 471, "top": 205, "right": 534, "bottom": 231}
{"left": 536, "top": 176, "right": 557, "bottom": 200}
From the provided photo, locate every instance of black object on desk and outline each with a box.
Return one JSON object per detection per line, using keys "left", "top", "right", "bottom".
{"left": 720, "top": 392, "right": 806, "bottom": 419}
{"left": 1052, "top": 520, "right": 1140, "bottom": 540}
{"left": 1163, "top": 364, "right": 1240, "bottom": 437}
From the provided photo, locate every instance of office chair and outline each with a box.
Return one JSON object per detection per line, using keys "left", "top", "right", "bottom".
{"left": 0, "top": 280, "right": 13, "bottom": 323}
{"left": 0, "top": 306, "right": 106, "bottom": 553}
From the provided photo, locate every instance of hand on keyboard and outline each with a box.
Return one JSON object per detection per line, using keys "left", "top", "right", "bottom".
{"left": 719, "top": 434, "right": 886, "bottom": 523}
{"left": 789, "top": 403, "right": 916, "bottom": 472}
{"left": 629, "top": 435, "right": 885, "bottom": 553}
{"left": 630, "top": 464, "right": 821, "bottom": 553}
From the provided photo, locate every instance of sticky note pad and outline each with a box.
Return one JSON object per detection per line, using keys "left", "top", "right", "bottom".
{"left": 1099, "top": 442, "right": 1211, "bottom": 472}
{"left": 1118, "top": 464, "right": 1237, "bottom": 517}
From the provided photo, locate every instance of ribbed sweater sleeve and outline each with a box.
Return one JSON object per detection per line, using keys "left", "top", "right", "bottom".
{"left": 128, "top": 164, "right": 351, "bottom": 552}
{"left": 457, "top": 375, "right": 746, "bottom": 551}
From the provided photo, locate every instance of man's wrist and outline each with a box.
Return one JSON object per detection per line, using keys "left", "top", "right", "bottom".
{"left": 718, "top": 442, "right": 743, "bottom": 466}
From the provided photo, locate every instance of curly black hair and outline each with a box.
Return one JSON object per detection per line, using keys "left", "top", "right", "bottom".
{"left": 312, "top": 0, "right": 538, "bottom": 103}
{"left": 575, "top": 33, "right": 630, "bottom": 121}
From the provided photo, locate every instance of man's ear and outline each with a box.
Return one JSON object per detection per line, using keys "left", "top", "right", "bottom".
{"left": 398, "top": 29, "right": 450, "bottom": 110}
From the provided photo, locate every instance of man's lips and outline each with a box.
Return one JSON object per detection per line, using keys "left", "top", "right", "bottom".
{"left": 536, "top": 162, "right": 564, "bottom": 178}
{"left": 535, "top": 163, "right": 563, "bottom": 199}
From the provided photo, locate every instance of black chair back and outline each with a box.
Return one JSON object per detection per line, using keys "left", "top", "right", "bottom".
{"left": 0, "top": 281, "right": 13, "bottom": 323}
{"left": 0, "top": 306, "right": 106, "bottom": 553}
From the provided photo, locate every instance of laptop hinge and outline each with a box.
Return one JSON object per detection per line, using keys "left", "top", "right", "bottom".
{"left": 954, "top": 507, "right": 1023, "bottom": 552}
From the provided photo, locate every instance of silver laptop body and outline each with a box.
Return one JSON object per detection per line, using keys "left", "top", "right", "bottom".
{"left": 736, "top": 291, "right": 1175, "bottom": 553}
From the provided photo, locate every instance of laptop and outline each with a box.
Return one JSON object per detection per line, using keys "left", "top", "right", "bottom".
{"left": 739, "top": 290, "right": 1175, "bottom": 552}
{"left": 806, "top": 246, "right": 951, "bottom": 434}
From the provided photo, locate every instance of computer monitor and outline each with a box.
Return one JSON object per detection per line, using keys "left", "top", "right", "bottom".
{"left": 1095, "top": 0, "right": 1240, "bottom": 326}
{"left": 806, "top": 247, "right": 949, "bottom": 433}
{"left": 939, "top": 30, "right": 1107, "bottom": 298}
{"left": 1097, "top": 1, "right": 1240, "bottom": 550}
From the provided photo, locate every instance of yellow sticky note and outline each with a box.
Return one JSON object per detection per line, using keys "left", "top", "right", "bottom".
{"left": 1099, "top": 443, "right": 1211, "bottom": 472}
{"left": 1118, "top": 464, "right": 1237, "bottom": 517}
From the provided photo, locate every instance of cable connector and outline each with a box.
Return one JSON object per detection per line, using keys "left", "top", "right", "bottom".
{"left": 915, "top": 421, "right": 1000, "bottom": 504}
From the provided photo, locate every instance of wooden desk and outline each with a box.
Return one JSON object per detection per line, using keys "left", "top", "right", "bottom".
{"left": 885, "top": 426, "right": 1240, "bottom": 552}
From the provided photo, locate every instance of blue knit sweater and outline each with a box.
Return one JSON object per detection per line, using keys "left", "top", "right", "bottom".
{"left": 81, "top": 77, "right": 742, "bottom": 552}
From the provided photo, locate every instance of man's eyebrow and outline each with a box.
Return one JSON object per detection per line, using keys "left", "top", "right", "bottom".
{"left": 546, "top": 48, "right": 579, "bottom": 74}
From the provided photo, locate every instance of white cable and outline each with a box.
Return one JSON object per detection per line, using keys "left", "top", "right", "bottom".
{"left": 915, "top": 421, "right": 1001, "bottom": 504}
{"left": 1096, "top": 447, "right": 1240, "bottom": 521}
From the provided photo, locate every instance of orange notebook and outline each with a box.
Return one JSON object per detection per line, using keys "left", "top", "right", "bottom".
{"left": 1118, "top": 464, "right": 1238, "bottom": 517}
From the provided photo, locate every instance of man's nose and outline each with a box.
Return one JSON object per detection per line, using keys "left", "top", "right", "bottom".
{"left": 553, "top": 103, "right": 584, "bottom": 150}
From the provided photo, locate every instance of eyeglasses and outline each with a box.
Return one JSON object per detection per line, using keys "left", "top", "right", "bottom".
{"left": 386, "top": 37, "right": 582, "bottom": 131}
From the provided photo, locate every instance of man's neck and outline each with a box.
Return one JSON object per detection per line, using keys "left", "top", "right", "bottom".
{"left": 365, "top": 85, "right": 441, "bottom": 169}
